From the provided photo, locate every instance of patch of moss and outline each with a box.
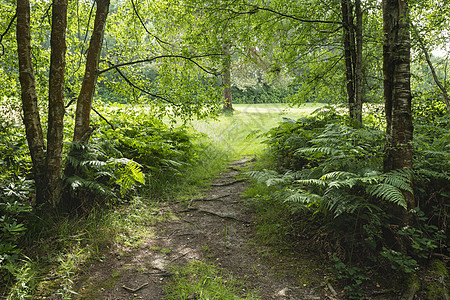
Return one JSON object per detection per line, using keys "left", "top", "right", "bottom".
{"left": 425, "top": 260, "right": 449, "bottom": 300}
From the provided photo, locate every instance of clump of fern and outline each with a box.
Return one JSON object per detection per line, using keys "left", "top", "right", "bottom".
{"left": 64, "top": 140, "right": 145, "bottom": 211}
{"left": 251, "top": 106, "right": 449, "bottom": 284}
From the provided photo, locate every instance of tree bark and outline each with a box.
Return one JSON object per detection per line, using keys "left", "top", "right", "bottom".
{"left": 354, "top": 0, "right": 363, "bottom": 123}
{"left": 46, "top": 0, "right": 68, "bottom": 206}
{"left": 341, "top": 0, "right": 355, "bottom": 120}
{"left": 16, "top": 0, "right": 46, "bottom": 205}
{"left": 382, "top": 0, "right": 414, "bottom": 210}
{"left": 341, "top": 0, "right": 363, "bottom": 124}
{"left": 223, "top": 43, "right": 233, "bottom": 111}
{"left": 73, "top": 0, "right": 110, "bottom": 142}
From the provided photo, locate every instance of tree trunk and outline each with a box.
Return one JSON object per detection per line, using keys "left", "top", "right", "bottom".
{"left": 16, "top": 0, "right": 47, "bottom": 205}
{"left": 73, "top": 0, "right": 110, "bottom": 142}
{"left": 382, "top": 0, "right": 414, "bottom": 210}
{"left": 341, "top": 0, "right": 355, "bottom": 120}
{"left": 46, "top": 0, "right": 68, "bottom": 206}
{"left": 223, "top": 43, "right": 233, "bottom": 112}
{"left": 341, "top": 0, "right": 363, "bottom": 124}
{"left": 354, "top": 0, "right": 363, "bottom": 123}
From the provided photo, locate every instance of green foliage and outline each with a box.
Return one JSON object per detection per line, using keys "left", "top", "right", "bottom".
{"left": 0, "top": 116, "right": 33, "bottom": 288}
{"left": 332, "top": 255, "right": 369, "bottom": 299}
{"left": 92, "top": 104, "right": 198, "bottom": 197}
{"left": 64, "top": 141, "right": 145, "bottom": 205}
{"left": 379, "top": 247, "right": 418, "bottom": 274}
{"left": 231, "top": 84, "right": 293, "bottom": 104}
{"left": 250, "top": 104, "right": 449, "bottom": 295}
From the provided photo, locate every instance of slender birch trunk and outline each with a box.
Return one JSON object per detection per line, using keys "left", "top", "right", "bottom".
{"left": 341, "top": 0, "right": 355, "bottom": 120}
{"left": 382, "top": 0, "right": 414, "bottom": 211}
{"left": 46, "top": 0, "right": 69, "bottom": 206}
{"left": 16, "top": 0, "right": 47, "bottom": 205}
{"left": 73, "top": 0, "right": 110, "bottom": 142}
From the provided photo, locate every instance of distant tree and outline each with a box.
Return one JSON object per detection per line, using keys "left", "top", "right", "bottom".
{"left": 223, "top": 43, "right": 233, "bottom": 111}
{"left": 341, "top": 0, "right": 363, "bottom": 123}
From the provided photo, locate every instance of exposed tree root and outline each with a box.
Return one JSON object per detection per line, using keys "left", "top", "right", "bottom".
{"left": 211, "top": 179, "right": 247, "bottom": 187}
{"left": 178, "top": 207, "right": 250, "bottom": 224}
{"left": 194, "top": 194, "right": 231, "bottom": 202}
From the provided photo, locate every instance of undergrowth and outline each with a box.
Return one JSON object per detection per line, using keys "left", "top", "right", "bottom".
{"left": 0, "top": 103, "right": 231, "bottom": 298}
{"left": 246, "top": 105, "right": 449, "bottom": 299}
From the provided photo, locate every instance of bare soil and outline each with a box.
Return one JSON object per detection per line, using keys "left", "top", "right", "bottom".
{"left": 73, "top": 157, "right": 334, "bottom": 299}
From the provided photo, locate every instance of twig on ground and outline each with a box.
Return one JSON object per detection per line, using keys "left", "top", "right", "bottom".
{"left": 169, "top": 251, "right": 190, "bottom": 264}
{"left": 182, "top": 219, "right": 196, "bottom": 226}
{"left": 327, "top": 282, "right": 337, "bottom": 297}
{"left": 146, "top": 271, "right": 174, "bottom": 277}
{"left": 122, "top": 282, "right": 148, "bottom": 293}
{"left": 144, "top": 266, "right": 174, "bottom": 277}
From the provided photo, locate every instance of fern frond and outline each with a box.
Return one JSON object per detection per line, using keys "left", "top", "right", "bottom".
{"left": 381, "top": 169, "right": 413, "bottom": 194}
{"left": 295, "top": 178, "right": 328, "bottom": 187}
{"left": 366, "top": 183, "right": 407, "bottom": 208}
{"left": 320, "top": 171, "right": 357, "bottom": 180}
{"left": 284, "top": 192, "right": 323, "bottom": 205}
{"left": 80, "top": 160, "right": 107, "bottom": 168}
{"left": 296, "top": 147, "right": 342, "bottom": 156}
{"left": 328, "top": 178, "right": 361, "bottom": 189}
{"left": 114, "top": 159, "right": 145, "bottom": 196}
{"left": 415, "top": 169, "right": 450, "bottom": 182}
{"left": 65, "top": 175, "right": 115, "bottom": 198}
{"left": 247, "top": 169, "right": 280, "bottom": 183}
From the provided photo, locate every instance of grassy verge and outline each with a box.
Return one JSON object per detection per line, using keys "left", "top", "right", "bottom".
{"left": 241, "top": 155, "right": 331, "bottom": 290}
{"left": 165, "top": 261, "right": 260, "bottom": 300}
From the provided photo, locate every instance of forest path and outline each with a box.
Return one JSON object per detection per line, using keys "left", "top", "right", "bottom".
{"left": 74, "top": 157, "right": 329, "bottom": 299}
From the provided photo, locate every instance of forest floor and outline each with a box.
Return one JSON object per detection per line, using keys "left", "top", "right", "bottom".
{"left": 72, "top": 157, "right": 334, "bottom": 299}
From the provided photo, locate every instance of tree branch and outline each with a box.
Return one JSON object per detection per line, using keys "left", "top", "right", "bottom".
{"left": 113, "top": 66, "right": 182, "bottom": 107}
{"left": 98, "top": 54, "right": 222, "bottom": 75}
{"left": 0, "top": 12, "right": 16, "bottom": 56}
{"left": 233, "top": 5, "right": 342, "bottom": 25}
{"left": 311, "top": 24, "right": 343, "bottom": 34}
{"left": 130, "top": 0, "right": 172, "bottom": 48}
{"left": 412, "top": 23, "right": 450, "bottom": 111}
{"left": 65, "top": 87, "right": 115, "bottom": 130}
{"left": 306, "top": 55, "right": 344, "bottom": 85}
{"left": 91, "top": 107, "right": 115, "bottom": 129}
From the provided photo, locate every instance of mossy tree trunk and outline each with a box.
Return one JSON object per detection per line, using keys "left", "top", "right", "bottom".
{"left": 17, "top": 0, "right": 68, "bottom": 207}
{"left": 17, "top": 0, "right": 110, "bottom": 210}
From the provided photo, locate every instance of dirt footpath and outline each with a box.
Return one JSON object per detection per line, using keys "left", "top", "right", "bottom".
{"left": 74, "top": 158, "right": 330, "bottom": 299}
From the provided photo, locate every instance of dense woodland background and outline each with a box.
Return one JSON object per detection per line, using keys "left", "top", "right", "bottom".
{"left": 0, "top": 0, "right": 449, "bottom": 298}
